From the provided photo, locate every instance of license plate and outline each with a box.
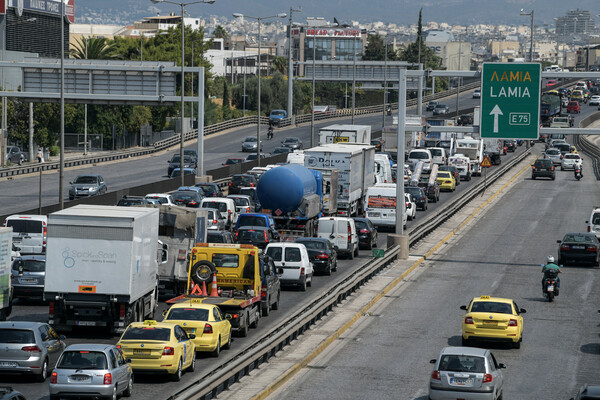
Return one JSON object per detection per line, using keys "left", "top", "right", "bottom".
{"left": 133, "top": 349, "right": 151, "bottom": 355}
{"left": 184, "top": 328, "right": 196, "bottom": 334}
{"left": 572, "top": 245, "right": 585, "bottom": 250}
{"left": 450, "top": 377, "right": 472, "bottom": 385}
{"left": 0, "top": 362, "right": 17, "bottom": 368}
{"left": 368, "top": 212, "right": 380, "bottom": 217}
{"left": 483, "top": 320, "right": 498, "bottom": 325}
{"left": 76, "top": 321, "right": 97, "bottom": 326}
{"left": 548, "top": 285, "right": 554, "bottom": 292}
{"left": 19, "top": 278, "right": 36, "bottom": 284}
{"left": 71, "top": 375, "right": 91, "bottom": 382}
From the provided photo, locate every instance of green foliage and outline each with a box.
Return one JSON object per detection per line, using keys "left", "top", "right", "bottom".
{"left": 49, "top": 145, "right": 59, "bottom": 156}
{"left": 271, "top": 56, "right": 287, "bottom": 74}
{"left": 213, "top": 25, "right": 228, "bottom": 39}
{"left": 222, "top": 80, "right": 231, "bottom": 120}
{"left": 70, "top": 36, "right": 116, "bottom": 60}
{"left": 364, "top": 34, "right": 397, "bottom": 61}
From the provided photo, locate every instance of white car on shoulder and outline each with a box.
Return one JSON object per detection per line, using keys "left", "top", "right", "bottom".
{"left": 560, "top": 153, "right": 582, "bottom": 170}
{"left": 145, "top": 193, "right": 175, "bottom": 205}
{"left": 265, "top": 243, "right": 313, "bottom": 291}
{"left": 404, "top": 193, "right": 417, "bottom": 221}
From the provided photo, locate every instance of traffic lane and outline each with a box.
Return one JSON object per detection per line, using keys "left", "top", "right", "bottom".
{"left": 271, "top": 157, "right": 600, "bottom": 400}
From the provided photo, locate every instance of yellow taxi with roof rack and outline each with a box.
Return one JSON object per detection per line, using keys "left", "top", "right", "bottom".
{"left": 116, "top": 320, "right": 196, "bottom": 381}
{"left": 460, "top": 295, "right": 526, "bottom": 348}
{"left": 163, "top": 301, "right": 232, "bottom": 357}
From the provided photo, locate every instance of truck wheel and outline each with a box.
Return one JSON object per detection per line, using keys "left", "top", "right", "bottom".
{"left": 190, "top": 261, "right": 217, "bottom": 285}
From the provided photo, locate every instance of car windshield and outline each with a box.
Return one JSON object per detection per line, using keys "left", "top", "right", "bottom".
{"left": 470, "top": 301, "right": 512, "bottom": 314}
{"left": 202, "top": 201, "right": 228, "bottom": 212}
{"left": 6, "top": 219, "right": 42, "bottom": 233}
{"left": 354, "top": 220, "right": 367, "bottom": 230}
{"left": 57, "top": 351, "right": 108, "bottom": 370}
{"left": 430, "top": 149, "right": 441, "bottom": 156}
{"left": 238, "top": 215, "right": 267, "bottom": 227}
{"left": 563, "top": 234, "right": 595, "bottom": 243}
{"left": 172, "top": 192, "right": 197, "bottom": 202}
{"left": 270, "top": 111, "right": 285, "bottom": 117}
{"left": 564, "top": 154, "right": 580, "bottom": 160}
{"left": 296, "top": 240, "right": 325, "bottom": 250}
{"left": 284, "top": 138, "right": 299, "bottom": 144}
{"left": 232, "top": 175, "right": 254, "bottom": 185}
{"left": 13, "top": 259, "right": 45, "bottom": 272}
{"left": 239, "top": 230, "right": 267, "bottom": 242}
{"left": 73, "top": 176, "right": 97, "bottom": 184}
{"left": 225, "top": 159, "right": 243, "bottom": 165}
{"left": 434, "top": 104, "right": 446, "bottom": 109}
{"left": 244, "top": 137, "right": 257, "bottom": 143}
{"left": 410, "top": 151, "right": 429, "bottom": 159}
{"left": 121, "top": 327, "right": 171, "bottom": 341}
{"left": 437, "top": 172, "right": 451, "bottom": 178}
{"left": 166, "top": 308, "right": 209, "bottom": 321}
{"left": 546, "top": 150, "right": 560, "bottom": 155}
{"left": 592, "top": 213, "right": 600, "bottom": 225}
{"left": 211, "top": 254, "right": 239, "bottom": 267}
{"left": 439, "top": 355, "right": 485, "bottom": 373}
{"left": 0, "top": 329, "right": 35, "bottom": 343}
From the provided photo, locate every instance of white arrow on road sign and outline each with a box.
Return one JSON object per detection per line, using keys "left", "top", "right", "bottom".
{"left": 490, "top": 105, "right": 503, "bottom": 133}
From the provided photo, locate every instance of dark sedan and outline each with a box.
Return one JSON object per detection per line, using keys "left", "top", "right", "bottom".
{"left": 229, "top": 174, "right": 257, "bottom": 195}
{"left": 557, "top": 233, "right": 600, "bottom": 266}
{"left": 172, "top": 190, "right": 203, "bottom": 208}
{"left": 235, "top": 226, "right": 277, "bottom": 249}
{"left": 295, "top": 238, "right": 338, "bottom": 275}
{"left": 353, "top": 217, "right": 378, "bottom": 250}
{"left": 405, "top": 186, "right": 428, "bottom": 211}
{"left": 167, "top": 154, "right": 195, "bottom": 177}
{"left": 207, "top": 230, "right": 234, "bottom": 244}
{"left": 504, "top": 140, "right": 517, "bottom": 152}
{"left": 195, "top": 182, "right": 223, "bottom": 197}
{"left": 281, "top": 137, "right": 303, "bottom": 150}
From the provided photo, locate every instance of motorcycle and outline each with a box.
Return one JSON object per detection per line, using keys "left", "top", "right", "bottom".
{"left": 542, "top": 268, "right": 559, "bottom": 302}
{"left": 267, "top": 126, "right": 274, "bottom": 140}
{"left": 574, "top": 166, "right": 582, "bottom": 180}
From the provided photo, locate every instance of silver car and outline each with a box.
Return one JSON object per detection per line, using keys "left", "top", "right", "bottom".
{"left": 49, "top": 344, "right": 133, "bottom": 400}
{"left": 0, "top": 321, "right": 66, "bottom": 382}
{"left": 199, "top": 207, "right": 225, "bottom": 231}
{"left": 11, "top": 255, "right": 45, "bottom": 299}
{"left": 544, "top": 148, "right": 562, "bottom": 165}
{"left": 429, "top": 346, "right": 506, "bottom": 400}
{"left": 241, "top": 136, "right": 260, "bottom": 152}
{"left": 227, "top": 194, "right": 255, "bottom": 214}
{"left": 68, "top": 174, "right": 107, "bottom": 200}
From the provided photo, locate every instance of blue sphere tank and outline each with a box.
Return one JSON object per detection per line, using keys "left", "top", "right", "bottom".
{"left": 257, "top": 164, "right": 317, "bottom": 214}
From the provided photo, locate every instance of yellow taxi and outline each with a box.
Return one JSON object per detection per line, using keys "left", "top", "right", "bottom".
{"left": 116, "top": 320, "right": 196, "bottom": 381}
{"left": 436, "top": 171, "right": 456, "bottom": 191}
{"left": 571, "top": 90, "right": 584, "bottom": 102}
{"left": 163, "top": 301, "right": 232, "bottom": 357}
{"left": 460, "top": 295, "right": 526, "bottom": 348}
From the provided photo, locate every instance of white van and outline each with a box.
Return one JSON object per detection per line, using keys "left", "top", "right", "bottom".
{"left": 200, "top": 198, "right": 238, "bottom": 230}
{"left": 316, "top": 217, "right": 359, "bottom": 259}
{"left": 364, "top": 184, "right": 407, "bottom": 231}
{"left": 448, "top": 154, "right": 472, "bottom": 181}
{"left": 4, "top": 215, "right": 47, "bottom": 254}
{"left": 427, "top": 147, "right": 447, "bottom": 166}
{"left": 286, "top": 150, "right": 305, "bottom": 165}
{"left": 374, "top": 153, "right": 393, "bottom": 183}
{"left": 265, "top": 243, "right": 313, "bottom": 290}
{"left": 407, "top": 149, "right": 433, "bottom": 172}
{"left": 587, "top": 207, "right": 600, "bottom": 239}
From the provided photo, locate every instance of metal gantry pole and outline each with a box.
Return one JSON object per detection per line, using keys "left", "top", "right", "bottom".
{"left": 351, "top": 35, "right": 356, "bottom": 124}
{"left": 257, "top": 18, "right": 262, "bottom": 166}
{"left": 287, "top": 8, "right": 301, "bottom": 119}
{"left": 311, "top": 32, "right": 316, "bottom": 148}
{"left": 59, "top": 0, "right": 65, "bottom": 209}
{"left": 417, "top": 63, "right": 423, "bottom": 115}
{"left": 382, "top": 40, "right": 387, "bottom": 128}
{"left": 179, "top": 3, "right": 186, "bottom": 187}
{"left": 529, "top": 11, "right": 534, "bottom": 63}
{"left": 395, "top": 68, "right": 406, "bottom": 234}
{"left": 197, "top": 67, "right": 204, "bottom": 176}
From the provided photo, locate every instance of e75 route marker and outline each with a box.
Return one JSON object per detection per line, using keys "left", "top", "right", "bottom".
{"left": 480, "top": 63, "right": 541, "bottom": 140}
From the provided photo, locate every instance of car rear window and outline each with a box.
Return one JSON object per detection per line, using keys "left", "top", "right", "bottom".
{"left": 546, "top": 150, "right": 559, "bottom": 155}
{"left": 239, "top": 230, "right": 266, "bottom": 242}
{"left": 57, "top": 351, "right": 108, "bottom": 370}
{"left": 117, "top": 199, "right": 144, "bottom": 206}
{"left": 202, "top": 201, "right": 228, "bottom": 212}
{"left": 439, "top": 355, "right": 485, "bottom": 373}
{"left": 238, "top": 215, "right": 267, "bottom": 227}
{"left": 13, "top": 259, "right": 45, "bottom": 272}
{"left": 563, "top": 234, "right": 595, "bottom": 243}
{"left": 173, "top": 192, "right": 197, "bottom": 202}
{"left": 285, "top": 248, "right": 302, "bottom": 262}
{"left": 166, "top": 308, "right": 209, "bottom": 321}
{"left": 564, "top": 154, "right": 580, "bottom": 160}
{"left": 232, "top": 197, "right": 250, "bottom": 206}
{"left": 535, "top": 160, "right": 552, "bottom": 167}
{"left": 240, "top": 188, "right": 256, "bottom": 198}
{"left": 470, "top": 301, "right": 512, "bottom": 314}
{"left": 296, "top": 240, "right": 325, "bottom": 250}
{"left": 6, "top": 219, "right": 43, "bottom": 234}
{"left": 266, "top": 246, "right": 282, "bottom": 261}
{"left": 430, "top": 149, "right": 441, "bottom": 157}
{"left": 207, "top": 232, "right": 226, "bottom": 243}
{"left": 409, "top": 151, "right": 429, "bottom": 159}
{"left": 0, "top": 329, "right": 35, "bottom": 343}
{"left": 211, "top": 254, "right": 239, "bottom": 268}
{"left": 354, "top": 220, "right": 367, "bottom": 230}
{"left": 121, "top": 327, "right": 171, "bottom": 341}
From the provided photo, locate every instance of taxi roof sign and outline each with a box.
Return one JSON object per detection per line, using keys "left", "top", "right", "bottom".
{"left": 480, "top": 155, "right": 492, "bottom": 168}
{"left": 479, "top": 295, "right": 491, "bottom": 299}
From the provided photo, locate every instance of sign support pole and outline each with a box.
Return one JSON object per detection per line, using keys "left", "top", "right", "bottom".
{"left": 396, "top": 68, "right": 406, "bottom": 235}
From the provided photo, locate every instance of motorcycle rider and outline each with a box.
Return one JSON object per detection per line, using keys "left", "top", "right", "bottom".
{"left": 542, "top": 255, "right": 561, "bottom": 293}
{"left": 574, "top": 159, "right": 583, "bottom": 179}
{"left": 267, "top": 124, "right": 274, "bottom": 140}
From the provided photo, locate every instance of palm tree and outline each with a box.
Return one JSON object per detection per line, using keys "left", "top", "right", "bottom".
{"left": 271, "top": 56, "right": 287, "bottom": 74}
{"left": 213, "top": 25, "right": 229, "bottom": 40}
{"left": 70, "top": 36, "right": 115, "bottom": 59}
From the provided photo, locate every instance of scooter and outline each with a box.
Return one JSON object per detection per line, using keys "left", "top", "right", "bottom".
{"left": 574, "top": 166, "right": 582, "bottom": 180}
{"left": 542, "top": 269, "right": 559, "bottom": 302}
{"left": 267, "top": 126, "right": 274, "bottom": 140}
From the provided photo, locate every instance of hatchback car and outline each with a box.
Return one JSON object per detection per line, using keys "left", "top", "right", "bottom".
{"left": 589, "top": 95, "right": 600, "bottom": 106}
{"left": 116, "top": 320, "right": 196, "bottom": 381}
{"left": 167, "top": 155, "right": 195, "bottom": 177}
{"left": 429, "top": 346, "right": 506, "bottom": 400}
{"left": 229, "top": 174, "right": 257, "bottom": 195}
{"left": 163, "top": 303, "right": 231, "bottom": 357}
{"left": 557, "top": 232, "right": 600, "bottom": 266}
{"left": 405, "top": 186, "right": 428, "bottom": 211}
{"left": 200, "top": 208, "right": 226, "bottom": 231}
{"left": 49, "top": 344, "right": 133, "bottom": 400}
{"left": 239, "top": 187, "right": 262, "bottom": 211}
{"left": 241, "top": 136, "right": 261, "bottom": 152}
{"left": 145, "top": 193, "right": 175, "bottom": 205}
{"left": 438, "top": 165, "right": 460, "bottom": 186}
{"left": 426, "top": 100, "right": 440, "bottom": 111}
{"left": 207, "top": 230, "right": 234, "bottom": 244}
{"left": 433, "top": 104, "right": 450, "bottom": 115}
{"left": 235, "top": 226, "right": 277, "bottom": 249}
{"left": 294, "top": 238, "right": 338, "bottom": 275}
{"left": 472, "top": 89, "right": 481, "bottom": 98}
{"left": 68, "top": 175, "right": 107, "bottom": 200}
{"left": 11, "top": 255, "right": 45, "bottom": 299}
{"left": 265, "top": 243, "right": 313, "bottom": 290}
{"left": 567, "top": 101, "right": 581, "bottom": 113}
{"left": 531, "top": 158, "right": 555, "bottom": 180}
{"left": 0, "top": 321, "right": 66, "bottom": 382}
{"left": 561, "top": 153, "right": 582, "bottom": 170}
{"left": 281, "top": 137, "right": 303, "bottom": 150}
{"left": 353, "top": 217, "right": 378, "bottom": 250}
{"left": 227, "top": 194, "right": 255, "bottom": 215}
{"left": 172, "top": 190, "right": 203, "bottom": 208}
{"left": 195, "top": 183, "right": 223, "bottom": 198}
{"left": 544, "top": 148, "right": 562, "bottom": 165}
{"left": 460, "top": 295, "right": 526, "bottom": 348}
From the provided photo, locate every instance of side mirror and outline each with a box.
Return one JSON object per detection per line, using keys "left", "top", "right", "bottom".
{"left": 69, "top": 181, "right": 73, "bottom": 184}
{"left": 498, "top": 363, "right": 507, "bottom": 369}
{"left": 556, "top": 240, "right": 562, "bottom": 244}
{"left": 334, "top": 245, "right": 339, "bottom": 251}
{"left": 161, "top": 249, "right": 168, "bottom": 263}
{"left": 59, "top": 335, "right": 66, "bottom": 341}
{"left": 520, "top": 308, "right": 526, "bottom": 313}
{"left": 188, "top": 334, "right": 196, "bottom": 339}
{"left": 459, "top": 305, "right": 467, "bottom": 310}
{"left": 430, "top": 359, "right": 436, "bottom": 364}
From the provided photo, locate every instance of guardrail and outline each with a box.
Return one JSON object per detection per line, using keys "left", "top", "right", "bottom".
{"left": 573, "top": 112, "right": 600, "bottom": 179}
{"left": 168, "top": 147, "right": 533, "bottom": 400}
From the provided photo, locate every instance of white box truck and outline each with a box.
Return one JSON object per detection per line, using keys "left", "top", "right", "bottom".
{"left": 456, "top": 137, "right": 484, "bottom": 176}
{"left": 44, "top": 205, "right": 161, "bottom": 334}
{"left": 0, "top": 228, "right": 13, "bottom": 320}
{"left": 304, "top": 144, "right": 375, "bottom": 217}
{"left": 318, "top": 124, "right": 371, "bottom": 145}
{"left": 383, "top": 116, "right": 426, "bottom": 157}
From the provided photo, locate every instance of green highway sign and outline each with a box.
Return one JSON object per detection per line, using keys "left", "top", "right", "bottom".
{"left": 480, "top": 63, "right": 541, "bottom": 139}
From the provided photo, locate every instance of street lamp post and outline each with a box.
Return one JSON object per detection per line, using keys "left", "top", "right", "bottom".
{"left": 59, "top": 1, "right": 65, "bottom": 208}
{"left": 351, "top": 31, "right": 358, "bottom": 124}
{"left": 151, "top": 0, "right": 215, "bottom": 186}
{"left": 233, "top": 13, "right": 287, "bottom": 166}
{"left": 520, "top": 9, "right": 534, "bottom": 62}
{"left": 287, "top": 7, "right": 301, "bottom": 120}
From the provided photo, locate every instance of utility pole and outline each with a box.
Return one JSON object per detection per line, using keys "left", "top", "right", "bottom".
{"left": 287, "top": 7, "right": 301, "bottom": 120}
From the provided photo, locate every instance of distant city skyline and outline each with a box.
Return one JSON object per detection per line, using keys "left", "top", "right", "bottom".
{"left": 76, "top": 0, "right": 600, "bottom": 28}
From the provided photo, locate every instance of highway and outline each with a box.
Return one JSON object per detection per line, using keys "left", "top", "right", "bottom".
{"left": 0, "top": 89, "right": 483, "bottom": 216}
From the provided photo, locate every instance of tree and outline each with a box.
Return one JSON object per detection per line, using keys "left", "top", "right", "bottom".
{"left": 271, "top": 56, "right": 287, "bottom": 74}
{"left": 222, "top": 79, "right": 231, "bottom": 120}
{"left": 213, "top": 25, "right": 229, "bottom": 48}
{"left": 363, "top": 34, "right": 397, "bottom": 61}
{"left": 70, "top": 36, "right": 116, "bottom": 60}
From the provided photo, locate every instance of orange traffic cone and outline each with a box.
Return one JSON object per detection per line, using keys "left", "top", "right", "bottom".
{"left": 210, "top": 273, "right": 219, "bottom": 297}
{"left": 201, "top": 281, "right": 208, "bottom": 296}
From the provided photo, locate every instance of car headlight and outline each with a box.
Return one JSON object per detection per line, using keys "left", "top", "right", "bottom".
{"left": 89, "top": 187, "right": 98, "bottom": 192}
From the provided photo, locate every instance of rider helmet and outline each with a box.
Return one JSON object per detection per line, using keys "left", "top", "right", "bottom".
{"left": 546, "top": 255, "right": 554, "bottom": 264}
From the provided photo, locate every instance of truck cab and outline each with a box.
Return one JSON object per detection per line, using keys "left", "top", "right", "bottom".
{"left": 269, "top": 110, "right": 287, "bottom": 127}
